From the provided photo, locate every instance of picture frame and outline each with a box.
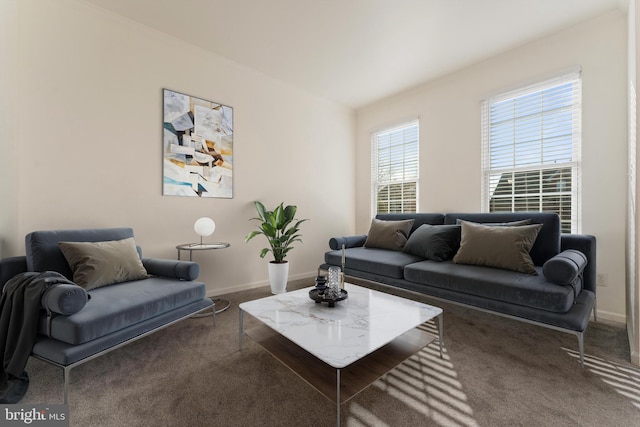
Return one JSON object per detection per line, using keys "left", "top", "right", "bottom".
{"left": 162, "top": 89, "right": 233, "bottom": 198}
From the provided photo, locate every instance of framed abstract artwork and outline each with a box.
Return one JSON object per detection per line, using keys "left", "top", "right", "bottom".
{"left": 162, "top": 89, "right": 233, "bottom": 198}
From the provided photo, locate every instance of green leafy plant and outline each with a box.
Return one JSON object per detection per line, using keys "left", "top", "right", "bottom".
{"left": 245, "top": 201, "right": 308, "bottom": 263}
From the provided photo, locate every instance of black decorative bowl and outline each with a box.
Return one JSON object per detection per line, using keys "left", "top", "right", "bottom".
{"left": 309, "top": 288, "right": 348, "bottom": 307}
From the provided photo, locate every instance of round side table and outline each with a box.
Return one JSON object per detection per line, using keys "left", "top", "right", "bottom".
{"left": 176, "top": 242, "right": 231, "bottom": 315}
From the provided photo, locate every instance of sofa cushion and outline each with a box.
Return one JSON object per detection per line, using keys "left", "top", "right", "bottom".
{"left": 404, "top": 260, "right": 580, "bottom": 313}
{"left": 59, "top": 238, "right": 148, "bottom": 290}
{"left": 40, "top": 277, "right": 207, "bottom": 345}
{"left": 403, "top": 224, "right": 461, "bottom": 261}
{"left": 364, "top": 219, "right": 414, "bottom": 251}
{"left": 325, "top": 247, "right": 423, "bottom": 279}
{"left": 26, "top": 228, "right": 136, "bottom": 279}
{"left": 453, "top": 221, "right": 542, "bottom": 274}
{"left": 444, "top": 213, "right": 561, "bottom": 266}
{"left": 543, "top": 249, "right": 588, "bottom": 285}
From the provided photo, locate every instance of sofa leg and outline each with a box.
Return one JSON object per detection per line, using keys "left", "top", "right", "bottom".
{"left": 63, "top": 366, "right": 71, "bottom": 404}
{"left": 593, "top": 298, "right": 598, "bottom": 322}
{"left": 577, "top": 332, "right": 585, "bottom": 368}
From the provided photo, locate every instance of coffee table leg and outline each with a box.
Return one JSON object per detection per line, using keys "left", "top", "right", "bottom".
{"left": 437, "top": 312, "right": 444, "bottom": 358}
{"left": 336, "top": 369, "right": 341, "bottom": 427}
{"left": 239, "top": 309, "right": 244, "bottom": 351}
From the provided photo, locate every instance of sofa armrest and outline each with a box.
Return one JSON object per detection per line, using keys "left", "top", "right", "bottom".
{"left": 42, "top": 282, "right": 88, "bottom": 315}
{"left": 142, "top": 258, "right": 200, "bottom": 281}
{"left": 560, "top": 234, "right": 596, "bottom": 293}
{"left": 543, "top": 249, "right": 587, "bottom": 286}
{"left": 329, "top": 235, "right": 367, "bottom": 250}
{"left": 0, "top": 256, "right": 28, "bottom": 290}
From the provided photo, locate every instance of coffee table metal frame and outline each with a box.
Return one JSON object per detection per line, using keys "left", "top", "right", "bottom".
{"left": 238, "top": 283, "right": 443, "bottom": 426}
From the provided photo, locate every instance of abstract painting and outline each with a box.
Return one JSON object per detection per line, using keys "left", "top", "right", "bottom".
{"left": 163, "top": 89, "right": 233, "bottom": 198}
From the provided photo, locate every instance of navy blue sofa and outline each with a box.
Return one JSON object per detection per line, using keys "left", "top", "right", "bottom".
{"left": 321, "top": 213, "right": 596, "bottom": 366}
{"left": 0, "top": 227, "right": 214, "bottom": 402}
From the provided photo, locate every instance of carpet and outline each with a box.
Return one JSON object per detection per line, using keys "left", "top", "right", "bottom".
{"left": 20, "top": 279, "right": 640, "bottom": 426}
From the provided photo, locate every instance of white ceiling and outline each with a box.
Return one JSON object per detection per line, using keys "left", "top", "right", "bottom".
{"left": 83, "top": 0, "right": 625, "bottom": 109}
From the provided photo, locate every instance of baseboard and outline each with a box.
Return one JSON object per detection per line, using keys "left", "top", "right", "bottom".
{"left": 595, "top": 309, "right": 626, "bottom": 324}
{"left": 206, "top": 271, "right": 316, "bottom": 297}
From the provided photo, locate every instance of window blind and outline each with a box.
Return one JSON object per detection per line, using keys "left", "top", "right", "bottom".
{"left": 481, "top": 70, "right": 581, "bottom": 233}
{"left": 371, "top": 120, "right": 419, "bottom": 216}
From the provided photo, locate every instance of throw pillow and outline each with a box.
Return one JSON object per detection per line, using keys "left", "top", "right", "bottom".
{"left": 542, "top": 249, "right": 588, "bottom": 285}
{"left": 59, "top": 237, "right": 148, "bottom": 290}
{"left": 364, "top": 219, "right": 415, "bottom": 251}
{"left": 403, "top": 224, "right": 461, "bottom": 261}
{"left": 455, "top": 218, "right": 532, "bottom": 226}
{"left": 452, "top": 221, "right": 542, "bottom": 275}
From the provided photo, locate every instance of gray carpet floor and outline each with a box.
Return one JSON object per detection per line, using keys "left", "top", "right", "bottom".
{"left": 21, "top": 278, "right": 640, "bottom": 426}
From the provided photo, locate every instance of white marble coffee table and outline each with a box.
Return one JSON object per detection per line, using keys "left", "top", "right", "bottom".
{"left": 239, "top": 283, "right": 443, "bottom": 426}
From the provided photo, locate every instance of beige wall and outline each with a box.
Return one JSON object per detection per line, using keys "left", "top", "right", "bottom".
{"left": 10, "top": 0, "right": 355, "bottom": 295}
{"left": 356, "top": 11, "right": 628, "bottom": 322}
{"left": 0, "top": 0, "right": 20, "bottom": 258}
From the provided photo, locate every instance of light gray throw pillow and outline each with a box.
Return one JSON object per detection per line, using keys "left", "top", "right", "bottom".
{"left": 453, "top": 221, "right": 542, "bottom": 275}
{"left": 59, "top": 237, "right": 148, "bottom": 290}
{"left": 364, "top": 219, "right": 415, "bottom": 251}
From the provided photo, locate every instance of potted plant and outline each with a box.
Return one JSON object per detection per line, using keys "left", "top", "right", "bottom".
{"left": 245, "top": 201, "right": 307, "bottom": 294}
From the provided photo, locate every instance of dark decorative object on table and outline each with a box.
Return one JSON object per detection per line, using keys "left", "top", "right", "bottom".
{"left": 309, "top": 288, "right": 348, "bottom": 308}
{"left": 314, "top": 275, "right": 327, "bottom": 293}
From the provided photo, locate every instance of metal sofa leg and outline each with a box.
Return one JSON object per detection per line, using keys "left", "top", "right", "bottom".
{"left": 593, "top": 298, "right": 598, "bottom": 322}
{"left": 63, "top": 366, "right": 71, "bottom": 404}
{"left": 577, "top": 332, "right": 584, "bottom": 368}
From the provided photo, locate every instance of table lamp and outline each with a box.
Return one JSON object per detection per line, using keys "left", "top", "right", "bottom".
{"left": 194, "top": 217, "right": 216, "bottom": 246}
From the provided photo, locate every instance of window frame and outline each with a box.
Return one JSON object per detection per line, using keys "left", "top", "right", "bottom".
{"left": 481, "top": 71, "right": 582, "bottom": 233}
{"left": 371, "top": 119, "right": 419, "bottom": 217}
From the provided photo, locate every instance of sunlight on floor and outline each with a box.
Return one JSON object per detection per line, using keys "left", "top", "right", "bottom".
{"left": 347, "top": 321, "right": 479, "bottom": 427}
{"left": 563, "top": 347, "right": 640, "bottom": 410}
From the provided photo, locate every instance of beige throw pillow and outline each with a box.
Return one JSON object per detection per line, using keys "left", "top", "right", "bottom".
{"left": 452, "top": 221, "right": 542, "bottom": 275}
{"left": 364, "top": 219, "right": 415, "bottom": 251}
{"left": 59, "top": 237, "right": 148, "bottom": 290}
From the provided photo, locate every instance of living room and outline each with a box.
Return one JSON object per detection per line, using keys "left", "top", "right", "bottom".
{"left": 1, "top": 0, "right": 638, "bottom": 425}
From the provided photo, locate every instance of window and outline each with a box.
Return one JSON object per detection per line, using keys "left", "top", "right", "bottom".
{"left": 371, "top": 120, "right": 419, "bottom": 215}
{"left": 481, "top": 71, "right": 581, "bottom": 233}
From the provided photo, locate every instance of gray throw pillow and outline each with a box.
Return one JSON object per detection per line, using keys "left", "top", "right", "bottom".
{"left": 364, "top": 219, "right": 415, "bottom": 251}
{"left": 455, "top": 218, "right": 532, "bottom": 226}
{"left": 453, "top": 221, "right": 542, "bottom": 275}
{"left": 543, "top": 249, "right": 588, "bottom": 285}
{"left": 59, "top": 237, "right": 148, "bottom": 290}
{"left": 403, "top": 224, "right": 461, "bottom": 261}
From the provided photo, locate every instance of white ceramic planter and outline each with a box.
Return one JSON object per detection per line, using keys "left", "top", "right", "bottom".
{"left": 268, "top": 261, "right": 289, "bottom": 294}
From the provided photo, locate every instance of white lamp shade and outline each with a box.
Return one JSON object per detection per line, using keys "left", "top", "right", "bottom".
{"left": 194, "top": 217, "right": 216, "bottom": 237}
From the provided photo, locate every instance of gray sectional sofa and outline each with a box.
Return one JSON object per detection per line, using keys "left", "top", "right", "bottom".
{"left": 320, "top": 212, "right": 596, "bottom": 366}
{"left": 0, "top": 227, "right": 213, "bottom": 402}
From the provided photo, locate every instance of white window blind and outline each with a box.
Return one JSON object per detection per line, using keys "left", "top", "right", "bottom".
{"left": 481, "top": 70, "right": 581, "bottom": 233}
{"left": 371, "top": 120, "right": 419, "bottom": 216}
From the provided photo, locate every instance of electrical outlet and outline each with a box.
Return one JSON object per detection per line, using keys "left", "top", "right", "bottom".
{"left": 597, "top": 273, "right": 607, "bottom": 287}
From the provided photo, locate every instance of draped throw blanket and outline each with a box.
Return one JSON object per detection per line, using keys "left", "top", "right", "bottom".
{"left": 0, "top": 271, "right": 75, "bottom": 403}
